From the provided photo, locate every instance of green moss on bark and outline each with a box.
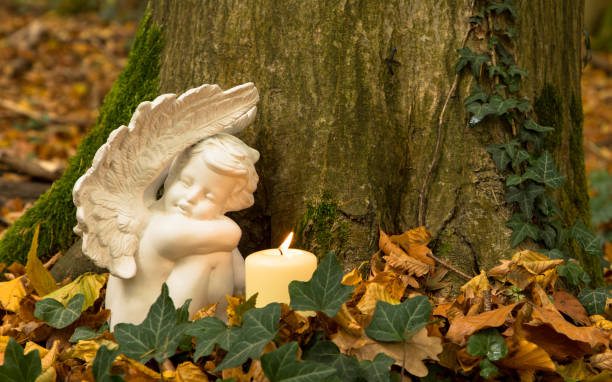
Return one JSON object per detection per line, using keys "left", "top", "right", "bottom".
{"left": 534, "top": 84, "right": 563, "bottom": 152}
{"left": 295, "top": 191, "right": 350, "bottom": 259}
{"left": 0, "top": 12, "right": 163, "bottom": 264}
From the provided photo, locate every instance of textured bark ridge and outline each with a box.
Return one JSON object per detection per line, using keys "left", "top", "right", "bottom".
{"left": 149, "top": 0, "right": 588, "bottom": 288}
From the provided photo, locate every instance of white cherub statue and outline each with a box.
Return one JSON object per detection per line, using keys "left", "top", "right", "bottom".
{"left": 72, "top": 83, "right": 260, "bottom": 329}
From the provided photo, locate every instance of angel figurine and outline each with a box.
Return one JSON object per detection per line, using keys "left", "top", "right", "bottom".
{"left": 73, "top": 83, "right": 260, "bottom": 328}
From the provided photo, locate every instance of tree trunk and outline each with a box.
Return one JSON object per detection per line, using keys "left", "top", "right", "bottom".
{"left": 1, "top": 0, "right": 600, "bottom": 289}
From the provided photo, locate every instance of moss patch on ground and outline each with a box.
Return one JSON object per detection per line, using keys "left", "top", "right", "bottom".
{"left": 0, "top": 11, "right": 163, "bottom": 264}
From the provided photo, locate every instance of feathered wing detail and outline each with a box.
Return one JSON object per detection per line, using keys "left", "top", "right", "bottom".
{"left": 73, "top": 83, "right": 259, "bottom": 279}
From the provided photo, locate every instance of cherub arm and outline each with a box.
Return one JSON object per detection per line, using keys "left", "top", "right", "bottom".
{"left": 148, "top": 214, "right": 241, "bottom": 259}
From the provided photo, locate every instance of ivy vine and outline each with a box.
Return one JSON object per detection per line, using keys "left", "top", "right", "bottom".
{"left": 457, "top": 0, "right": 606, "bottom": 290}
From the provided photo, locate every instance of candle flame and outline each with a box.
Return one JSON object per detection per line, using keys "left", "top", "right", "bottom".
{"left": 279, "top": 232, "right": 293, "bottom": 251}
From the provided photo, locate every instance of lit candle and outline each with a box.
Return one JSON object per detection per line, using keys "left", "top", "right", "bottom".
{"left": 245, "top": 232, "right": 317, "bottom": 307}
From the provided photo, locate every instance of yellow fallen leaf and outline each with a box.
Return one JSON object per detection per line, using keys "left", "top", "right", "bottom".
{"left": 356, "top": 282, "right": 399, "bottom": 315}
{"left": 25, "top": 225, "right": 57, "bottom": 296}
{"left": 460, "top": 270, "right": 490, "bottom": 300}
{"left": 173, "top": 362, "right": 210, "bottom": 381}
{"left": 34, "top": 366, "right": 56, "bottom": 382}
{"left": 350, "top": 328, "right": 442, "bottom": 378}
{"left": 0, "top": 336, "right": 9, "bottom": 364}
{"left": 333, "top": 304, "right": 362, "bottom": 334}
{"left": 556, "top": 359, "right": 596, "bottom": 381}
{"left": 0, "top": 276, "right": 27, "bottom": 312}
{"left": 342, "top": 268, "right": 363, "bottom": 286}
{"left": 379, "top": 230, "right": 407, "bottom": 259}
{"left": 116, "top": 355, "right": 160, "bottom": 379}
{"left": 43, "top": 272, "right": 107, "bottom": 311}
{"left": 61, "top": 339, "right": 118, "bottom": 364}
{"left": 390, "top": 226, "right": 432, "bottom": 247}
{"left": 193, "top": 303, "right": 218, "bottom": 320}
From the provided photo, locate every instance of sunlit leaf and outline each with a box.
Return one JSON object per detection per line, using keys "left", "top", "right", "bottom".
{"left": 25, "top": 225, "right": 57, "bottom": 296}
{"left": 43, "top": 272, "right": 107, "bottom": 312}
{"left": 0, "top": 277, "right": 27, "bottom": 312}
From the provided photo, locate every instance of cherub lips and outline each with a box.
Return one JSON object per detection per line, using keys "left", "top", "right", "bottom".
{"left": 177, "top": 202, "right": 191, "bottom": 215}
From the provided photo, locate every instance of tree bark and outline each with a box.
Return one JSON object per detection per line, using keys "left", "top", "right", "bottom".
{"left": 148, "top": 0, "right": 595, "bottom": 287}
{"left": 2, "top": 0, "right": 599, "bottom": 290}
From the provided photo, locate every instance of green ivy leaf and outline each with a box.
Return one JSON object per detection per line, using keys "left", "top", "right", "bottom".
{"left": 261, "top": 342, "right": 336, "bottom": 382}
{"left": 70, "top": 322, "right": 109, "bottom": 343}
{"left": 506, "top": 183, "right": 545, "bottom": 219}
{"left": 486, "top": 144, "right": 512, "bottom": 172}
{"left": 486, "top": 0, "right": 519, "bottom": 19}
{"left": 186, "top": 316, "right": 240, "bottom": 361}
{"left": 289, "top": 253, "right": 354, "bottom": 317}
{"left": 536, "top": 194, "right": 561, "bottom": 217}
{"left": 546, "top": 249, "right": 571, "bottom": 261}
{"left": 469, "top": 13, "right": 484, "bottom": 25}
{"left": 512, "top": 149, "right": 530, "bottom": 167}
{"left": 478, "top": 358, "right": 500, "bottom": 379}
{"left": 467, "top": 328, "right": 508, "bottom": 361}
{"left": 34, "top": 293, "right": 84, "bottom": 329}
{"left": 358, "top": 353, "right": 395, "bottom": 382}
{"left": 488, "top": 65, "right": 507, "bottom": 80}
{"left": 523, "top": 151, "right": 565, "bottom": 189}
{"left": 216, "top": 303, "right": 281, "bottom": 370}
{"left": 571, "top": 220, "right": 603, "bottom": 256}
{"left": 520, "top": 128, "right": 543, "bottom": 152}
{"left": 539, "top": 224, "right": 557, "bottom": 249}
{"left": 508, "top": 65, "right": 528, "bottom": 77}
{"left": 506, "top": 214, "right": 539, "bottom": 247}
{"left": 578, "top": 287, "right": 611, "bottom": 315}
{"left": 468, "top": 95, "right": 518, "bottom": 126}
{"left": 114, "top": 284, "right": 190, "bottom": 364}
{"left": 558, "top": 262, "right": 591, "bottom": 287}
{"left": 524, "top": 118, "right": 554, "bottom": 133}
{"left": 0, "top": 338, "right": 42, "bottom": 382}
{"left": 464, "top": 85, "right": 489, "bottom": 105}
{"left": 516, "top": 98, "right": 531, "bottom": 112}
{"left": 455, "top": 47, "right": 491, "bottom": 78}
{"left": 505, "top": 174, "right": 523, "bottom": 186}
{"left": 92, "top": 345, "right": 124, "bottom": 382}
{"left": 303, "top": 341, "right": 361, "bottom": 381}
{"left": 365, "top": 295, "right": 431, "bottom": 342}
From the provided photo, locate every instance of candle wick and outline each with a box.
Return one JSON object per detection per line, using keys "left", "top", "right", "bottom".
{"left": 279, "top": 248, "right": 284, "bottom": 256}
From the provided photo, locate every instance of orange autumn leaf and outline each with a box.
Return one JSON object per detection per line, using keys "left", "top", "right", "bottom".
{"left": 379, "top": 229, "right": 407, "bottom": 259}
{"left": 193, "top": 303, "right": 218, "bottom": 320}
{"left": 405, "top": 244, "right": 435, "bottom": 269}
{"left": 529, "top": 305, "right": 609, "bottom": 350}
{"left": 389, "top": 226, "right": 432, "bottom": 247}
{"left": 333, "top": 303, "right": 363, "bottom": 335}
{"left": 497, "top": 338, "right": 555, "bottom": 372}
{"left": 521, "top": 324, "right": 591, "bottom": 361}
{"left": 553, "top": 290, "right": 590, "bottom": 326}
{"left": 341, "top": 268, "right": 363, "bottom": 286}
{"left": 456, "top": 347, "right": 481, "bottom": 372}
{"left": 446, "top": 303, "right": 519, "bottom": 345}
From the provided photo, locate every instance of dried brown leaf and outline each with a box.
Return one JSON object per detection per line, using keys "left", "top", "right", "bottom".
{"left": 521, "top": 324, "right": 590, "bottom": 361}
{"left": 349, "top": 328, "right": 442, "bottom": 378}
{"left": 379, "top": 230, "right": 407, "bottom": 259}
{"left": 529, "top": 305, "right": 609, "bottom": 350}
{"left": 497, "top": 338, "right": 555, "bottom": 372}
{"left": 389, "top": 226, "right": 432, "bottom": 247}
{"left": 591, "top": 351, "right": 612, "bottom": 371}
{"left": 446, "top": 303, "right": 518, "bottom": 345}
{"left": 553, "top": 290, "right": 590, "bottom": 326}
{"left": 383, "top": 252, "right": 429, "bottom": 277}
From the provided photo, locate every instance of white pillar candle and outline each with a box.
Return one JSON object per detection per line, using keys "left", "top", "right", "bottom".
{"left": 245, "top": 233, "right": 317, "bottom": 308}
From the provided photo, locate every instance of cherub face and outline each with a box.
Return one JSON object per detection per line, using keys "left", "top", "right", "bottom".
{"left": 164, "top": 157, "right": 238, "bottom": 220}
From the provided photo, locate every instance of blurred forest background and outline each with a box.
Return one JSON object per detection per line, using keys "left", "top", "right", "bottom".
{"left": 0, "top": 0, "right": 610, "bottom": 253}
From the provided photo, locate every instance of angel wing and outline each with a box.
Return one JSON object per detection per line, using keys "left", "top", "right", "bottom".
{"left": 73, "top": 83, "right": 259, "bottom": 279}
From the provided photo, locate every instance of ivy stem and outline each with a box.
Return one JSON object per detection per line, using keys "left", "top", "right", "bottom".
{"left": 417, "top": 0, "right": 477, "bottom": 227}
{"left": 427, "top": 253, "right": 471, "bottom": 280}
{"left": 158, "top": 360, "right": 165, "bottom": 382}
